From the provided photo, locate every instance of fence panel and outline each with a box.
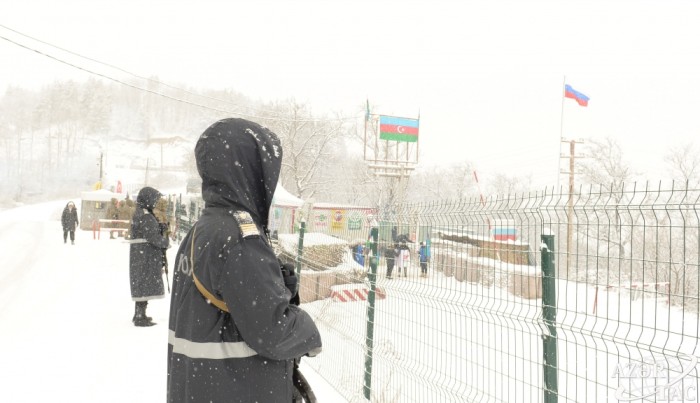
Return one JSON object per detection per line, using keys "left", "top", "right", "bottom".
{"left": 176, "top": 183, "right": 700, "bottom": 402}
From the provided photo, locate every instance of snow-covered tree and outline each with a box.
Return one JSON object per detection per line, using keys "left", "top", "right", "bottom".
{"left": 577, "top": 137, "right": 637, "bottom": 259}
{"left": 665, "top": 142, "right": 700, "bottom": 187}
{"left": 260, "top": 100, "right": 348, "bottom": 200}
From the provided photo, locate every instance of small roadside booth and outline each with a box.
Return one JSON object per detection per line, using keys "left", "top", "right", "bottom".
{"left": 267, "top": 186, "right": 377, "bottom": 241}
{"left": 79, "top": 189, "right": 127, "bottom": 232}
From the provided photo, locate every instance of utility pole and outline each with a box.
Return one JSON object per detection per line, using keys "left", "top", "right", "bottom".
{"left": 99, "top": 152, "right": 104, "bottom": 187}
{"left": 560, "top": 138, "right": 584, "bottom": 274}
{"left": 145, "top": 158, "right": 150, "bottom": 186}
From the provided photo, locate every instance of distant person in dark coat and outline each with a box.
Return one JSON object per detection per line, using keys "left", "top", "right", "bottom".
{"left": 61, "top": 201, "right": 79, "bottom": 245}
{"left": 385, "top": 243, "right": 398, "bottom": 279}
{"left": 129, "top": 186, "right": 169, "bottom": 327}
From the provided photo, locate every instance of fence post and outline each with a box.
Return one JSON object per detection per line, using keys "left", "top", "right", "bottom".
{"left": 363, "top": 225, "right": 379, "bottom": 400}
{"left": 295, "top": 220, "right": 306, "bottom": 283}
{"left": 541, "top": 233, "right": 558, "bottom": 402}
{"left": 188, "top": 200, "right": 195, "bottom": 232}
{"left": 175, "top": 194, "right": 183, "bottom": 242}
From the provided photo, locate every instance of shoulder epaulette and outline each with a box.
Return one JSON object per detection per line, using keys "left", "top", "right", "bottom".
{"left": 233, "top": 211, "right": 260, "bottom": 238}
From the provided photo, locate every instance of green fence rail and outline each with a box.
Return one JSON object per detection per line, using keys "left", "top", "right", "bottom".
{"left": 176, "top": 182, "right": 700, "bottom": 402}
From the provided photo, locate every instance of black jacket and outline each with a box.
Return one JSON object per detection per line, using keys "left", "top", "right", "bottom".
{"left": 61, "top": 203, "right": 79, "bottom": 231}
{"left": 129, "top": 187, "right": 169, "bottom": 301}
{"left": 385, "top": 246, "right": 397, "bottom": 262}
{"left": 167, "top": 119, "right": 322, "bottom": 403}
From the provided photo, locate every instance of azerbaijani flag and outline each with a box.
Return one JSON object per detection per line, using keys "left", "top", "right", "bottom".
{"left": 379, "top": 115, "right": 419, "bottom": 142}
{"left": 564, "top": 84, "right": 590, "bottom": 107}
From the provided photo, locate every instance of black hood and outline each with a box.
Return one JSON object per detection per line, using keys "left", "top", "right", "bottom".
{"left": 136, "top": 187, "right": 161, "bottom": 210}
{"left": 195, "top": 118, "right": 282, "bottom": 227}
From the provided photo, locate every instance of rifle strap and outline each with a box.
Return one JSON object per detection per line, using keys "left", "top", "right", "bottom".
{"left": 190, "top": 225, "right": 230, "bottom": 313}
{"left": 293, "top": 364, "right": 317, "bottom": 403}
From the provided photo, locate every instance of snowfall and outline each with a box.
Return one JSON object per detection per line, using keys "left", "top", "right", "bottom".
{"left": 4, "top": 198, "right": 700, "bottom": 402}
{"left": 0, "top": 199, "right": 346, "bottom": 403}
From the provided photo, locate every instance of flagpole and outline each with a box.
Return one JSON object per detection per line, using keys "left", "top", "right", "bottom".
{"left": 415, "top": 110, "right": 420, "bottom": 164}
{"left": 364, "top": 99, "right": 369, "bottom": 162}
{"left": 556, "top": 76, "right": 566, "bottom": 190}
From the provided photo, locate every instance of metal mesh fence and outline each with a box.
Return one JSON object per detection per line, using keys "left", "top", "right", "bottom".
{"left": 176, "top": 182, "right": 700, "bottom": 402}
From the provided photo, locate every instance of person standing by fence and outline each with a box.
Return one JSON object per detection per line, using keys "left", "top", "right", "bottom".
{"left": 167, "top": 118, "right": 322, "bottom": 402}
{"left": 397, "top": 241, "right": 410, "bottom": 277}
{"left": 418, "top": 241, "right": 430, "bottom": 277}
{"left": 353, "top": 242, "right": 365, "bottom": 267}
{"left": 385, "top": 243, "right": 398, "bottom": 279}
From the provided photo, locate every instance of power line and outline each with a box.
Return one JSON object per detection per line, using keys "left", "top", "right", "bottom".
{"left": 0, "top": 24, "right": 358, "bottom": 123}
{"left": 0, "top": 23, "right": 259, "bottom": 112}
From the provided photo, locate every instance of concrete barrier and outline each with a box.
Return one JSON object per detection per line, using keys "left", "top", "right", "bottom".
{"left": 330, "top": 284, "right": 386, "bottom": 302}
{"left": 298, "top": 270, "right": 376, "bottom": 303}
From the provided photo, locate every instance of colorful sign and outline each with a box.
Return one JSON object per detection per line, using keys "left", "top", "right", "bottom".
{"left": 492, "top": 219, "right": 516, "bottom": 241}
{"left": 331, "top": 209, "right": 346, "bottom": 230}
{"left": 314, "top": 211, "right": 329, "bottom": 229}
{"left": 347, "top": 211, "right": 363, "bottom": 230}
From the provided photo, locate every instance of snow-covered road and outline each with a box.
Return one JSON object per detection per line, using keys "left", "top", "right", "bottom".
{"left": 0, "top": 200, "right": 342, "bottom": 402}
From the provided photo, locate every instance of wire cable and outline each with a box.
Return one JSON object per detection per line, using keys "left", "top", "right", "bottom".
{"left": 0, "top": 24, "right": 359, "bottom": 123}
{"left": 0, "top": 23, "right": 264, "bottom": 114}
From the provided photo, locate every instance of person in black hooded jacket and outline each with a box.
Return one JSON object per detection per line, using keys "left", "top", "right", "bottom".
{"left": 129, "top": 186, "right": 169, "bottom": 327}
{"left": 167, "top": 118, "right": 322, "bottom": 402}
{"left": 61, "top": 201, "right": 79, "bottom": 244}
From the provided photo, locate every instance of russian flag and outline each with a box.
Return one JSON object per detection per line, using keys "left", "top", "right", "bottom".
{"left": 564, "top": 84, "right": 590, "bottom": 107}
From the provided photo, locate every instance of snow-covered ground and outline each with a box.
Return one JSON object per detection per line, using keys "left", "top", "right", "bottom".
{"left": 4, "top": 199, "right": 699, "bottom": 402}
{"left": 0, "top": 199, "right": 345, "bottom": 402}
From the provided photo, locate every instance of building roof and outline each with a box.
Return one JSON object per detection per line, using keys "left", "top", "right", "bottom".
{"left": 273, "top": 184, "right": 304, "bottom": 207}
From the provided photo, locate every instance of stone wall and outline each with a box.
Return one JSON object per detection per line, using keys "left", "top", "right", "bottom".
{"left": 471, "top": 239, "right": 530, "bottom": 266}
{"left": 507, "top": 272, "right": 542, "bottom": 299}
{"left": 434, "top": 234, "right": 539, "bottom": 298}
{"left": 432, "top": 246, "right": 482, "bottom": 284}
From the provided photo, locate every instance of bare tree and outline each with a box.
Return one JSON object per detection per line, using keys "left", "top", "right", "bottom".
{"left": 579, "top": 137, "right": 634, "bottom": 190}
{"left": 487, "top": 172, "right": 532, "bottom": 196}
{"left": 658, "top": 144, "right": 700, "bottom": 308}
{"left": 577, "top": 137, "right": 636, "bottom": 261}
{"left": 261, "top": 100, "right": 347, "bottom": 200}
{"left": 665, "top": 142, "right": 700, "bottom": 187}
{"left": 406, "top": 163, "right": 479, "bottom": 202}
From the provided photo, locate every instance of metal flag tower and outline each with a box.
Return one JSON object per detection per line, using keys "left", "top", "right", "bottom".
{"left": 363, "top": 101, "right": 420, "bottom": 206}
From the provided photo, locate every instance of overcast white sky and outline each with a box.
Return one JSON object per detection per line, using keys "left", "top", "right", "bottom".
{"left": 2, "top": 0, "right": 700, "bottom": 189}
